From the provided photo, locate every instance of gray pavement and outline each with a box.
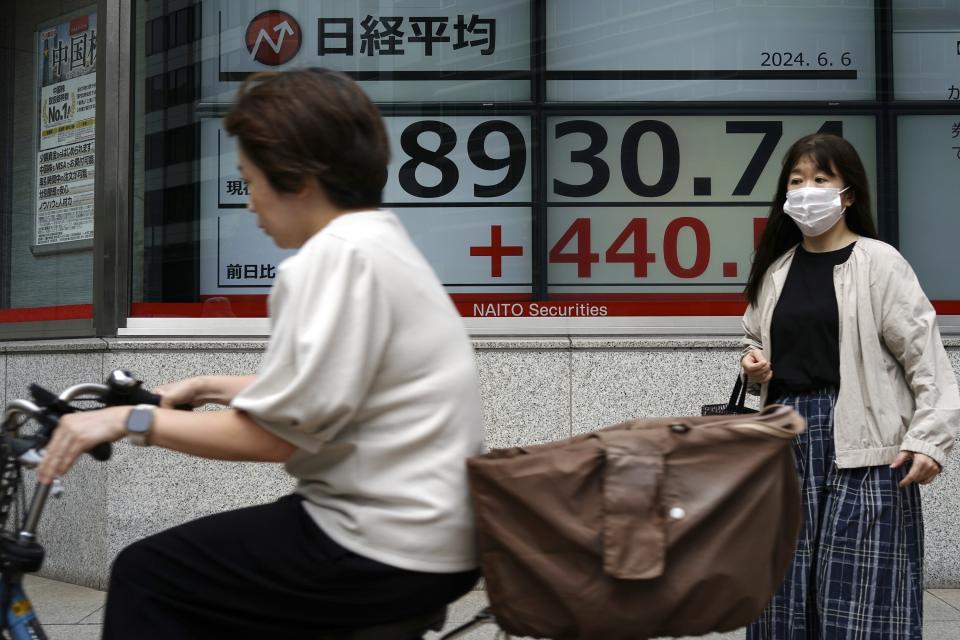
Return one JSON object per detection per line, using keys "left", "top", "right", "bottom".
{"left": 22, "top": 574, "right": 960, "bottom": 639}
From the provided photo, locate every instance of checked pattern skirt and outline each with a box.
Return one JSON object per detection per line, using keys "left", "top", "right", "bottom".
{"left": 747, "top": 389, "right": 924, "bottom": 640}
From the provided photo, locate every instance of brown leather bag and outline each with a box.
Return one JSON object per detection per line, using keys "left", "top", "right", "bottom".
{"left": 466, "top": 404, "right": 805, "bottom": 640}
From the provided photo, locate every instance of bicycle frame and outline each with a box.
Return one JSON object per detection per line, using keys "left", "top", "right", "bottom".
{"left": 0, "top": 579, "right": 44, "bottom": 640}
{"left": 437, "top": 608, "right": 513, "bottom": 639}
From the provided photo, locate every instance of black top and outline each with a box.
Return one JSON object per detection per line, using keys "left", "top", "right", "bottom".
{"left": 768, "top": 242, "right": 856, "bottom": 401}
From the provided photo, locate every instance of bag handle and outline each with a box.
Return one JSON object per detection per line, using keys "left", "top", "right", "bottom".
{"left": 726, "top": 373, "right": 748, "bottom": 412}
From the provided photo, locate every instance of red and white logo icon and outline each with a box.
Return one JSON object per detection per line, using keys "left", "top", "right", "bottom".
{"left": 245, "top": 10, "right": 301, "bottom": 66}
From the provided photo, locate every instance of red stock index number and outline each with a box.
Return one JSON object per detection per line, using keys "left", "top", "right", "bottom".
{"left": 550, "top": 217, "right": 712, "bottom": 279}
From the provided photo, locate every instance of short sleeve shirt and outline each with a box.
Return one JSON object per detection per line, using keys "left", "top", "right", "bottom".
{"left": 232, "top": 210, "right": 483, "bottom": 573}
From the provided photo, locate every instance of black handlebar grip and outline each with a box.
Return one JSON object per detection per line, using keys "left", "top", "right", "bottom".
{"left": 88, "top": 442, "right": 112, "bottom": 461}
{"left": 121, "top": 386, "right": 194, "bottom": 411}
{"left": 123, "top": 386, "right": 163, "bottom": 406}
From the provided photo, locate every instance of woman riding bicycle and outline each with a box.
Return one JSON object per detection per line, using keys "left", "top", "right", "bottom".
{"left": 36, "top": 68, "right": 483, "bottom": 639}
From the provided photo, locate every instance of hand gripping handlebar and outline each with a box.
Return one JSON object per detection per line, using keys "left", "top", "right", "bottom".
{"left": 2, "top": 369, "right": 190, "bottom": 465}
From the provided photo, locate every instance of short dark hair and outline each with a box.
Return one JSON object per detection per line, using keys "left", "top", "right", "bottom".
{"left": 744, "top": 133, "right": 877, "bottom": 305}
{"left": 223, "top": 68, "right": 390, "bottom": 210}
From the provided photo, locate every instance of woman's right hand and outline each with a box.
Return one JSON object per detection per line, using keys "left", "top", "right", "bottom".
{"left": 741, "top": 350, "right": 772, "bottom": 384}
{"left": 153, "top": 374, "right": 257, "bottom": 409}
{"left": 153, "top": 377, "right": 206, "bottom": 409}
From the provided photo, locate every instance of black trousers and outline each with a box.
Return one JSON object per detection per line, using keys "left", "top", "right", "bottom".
{"left": 102, "top": 494, "right": 479, "bottom": 639}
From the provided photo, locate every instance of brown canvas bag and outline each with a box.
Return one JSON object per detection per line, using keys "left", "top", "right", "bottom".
{"left": 466, "top": 404, "right": 805, "bottom": 640}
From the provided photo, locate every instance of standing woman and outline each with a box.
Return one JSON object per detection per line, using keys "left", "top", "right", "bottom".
{"left": 741, "top": 133, "right": 959, "bottom": 639}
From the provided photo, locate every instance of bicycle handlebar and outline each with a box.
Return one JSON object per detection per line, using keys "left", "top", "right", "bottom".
{"left": 0, "top": 370, "right": 196, "bottom": 547}
{"left": 3, "top": 369, "right": 192, "bottom": 465}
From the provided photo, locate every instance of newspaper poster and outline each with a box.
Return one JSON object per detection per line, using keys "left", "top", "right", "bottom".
{"left": 35, "top": 11, "right": 97, "bottom": 246}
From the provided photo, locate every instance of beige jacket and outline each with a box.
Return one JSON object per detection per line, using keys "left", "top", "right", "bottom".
{"left": 742, "top": 237, "right": 959, "bottom": 468}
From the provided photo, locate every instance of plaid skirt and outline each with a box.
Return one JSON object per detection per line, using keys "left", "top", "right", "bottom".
{"left": 747, "top": 389, "right": 924, "bottom": 640}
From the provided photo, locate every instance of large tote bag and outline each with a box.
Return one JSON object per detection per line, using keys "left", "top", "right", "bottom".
{"left": 467, "top": 405, "right": 805, "bottom": 640}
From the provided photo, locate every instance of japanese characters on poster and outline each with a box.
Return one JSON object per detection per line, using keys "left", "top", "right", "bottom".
{"left": 35, "top": 12, "right": 97, "bottom": 246}
{"left": 197, "top": 1, "right": 534, "bottom": 297}
{"left": 202, "top": 0, "right": 531, "bottom": 103}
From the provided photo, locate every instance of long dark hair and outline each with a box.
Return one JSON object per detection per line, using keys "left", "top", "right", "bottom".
{"left": 744, "top": 133, "right": 877, "bottom": 305}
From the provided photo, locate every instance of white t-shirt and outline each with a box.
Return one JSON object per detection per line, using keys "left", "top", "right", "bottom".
{"left": 232, "top": 210, "right": 483, "bottom": 573}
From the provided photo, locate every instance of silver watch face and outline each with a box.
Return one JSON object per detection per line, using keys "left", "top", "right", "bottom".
{"left": 127, "top": 408, "right": 153, "bottom": 434}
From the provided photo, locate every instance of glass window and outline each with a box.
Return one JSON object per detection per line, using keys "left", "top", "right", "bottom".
{"left": 199, "top": 115, "right": 532, "bottom": 300}
{"left": 1, "top": 1, "right": 97, "bottom": 328}
{"left": 546, "top": 1, "right": 876, "bottom": 102}
{"left": 897, "top": 115, "right": 960, "bottom": 308}
{"left": 892, "top": 1, "right": 960, "bottom": 101}
{"left": 546, "top": 115, "right": 877, "bottom": 313}
{"left": 132, "top": 0, "right": 534, "bottom": 320}
{"left": 130, "top": 1, "right": 888, "bottom": 324}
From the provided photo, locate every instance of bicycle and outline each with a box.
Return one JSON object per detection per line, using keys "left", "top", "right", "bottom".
{"left": 0, "top": 370, "right": 508, "bottom": 640}
{"left": 0, "top": 369, "right": 173, "bottom": 639}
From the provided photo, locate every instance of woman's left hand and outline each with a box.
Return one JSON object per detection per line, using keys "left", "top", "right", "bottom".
{"left": 890, "top": 451, "right": 941, "bottom": 487}
{"left": 36, "top": 406, "right": 131, "bottom": 484}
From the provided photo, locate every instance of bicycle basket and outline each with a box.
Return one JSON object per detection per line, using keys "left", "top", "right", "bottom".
{"left": 466, "top": 406, "right": 805, "bottom": 640}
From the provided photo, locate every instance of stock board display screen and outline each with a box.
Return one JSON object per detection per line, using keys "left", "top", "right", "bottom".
{"left": 893, "top": 4, "right": 960, "bottom": 101}
{"left": 201, "top": 114, "right": 876, "bottom": 310}
{"left": 192, "top": 1, "right": 883, "bottom": 318}
{"left": 547, "top": 1, "right": 876, "bottom": 101}
{"left": 202, "top": 0, "right": 532, "bottom": 103}
{"left": 545, "top": 116, "right": 877, "bottom": 304}
{"left": 201, "top": 115, "right": 533, "bottom": 297}
{"left": 897, "top": 115, "right": 960, "bottom": 302}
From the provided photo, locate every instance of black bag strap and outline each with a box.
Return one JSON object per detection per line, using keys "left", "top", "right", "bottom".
{"left": 726, "top": 374, "right": 748, "bottom": 412}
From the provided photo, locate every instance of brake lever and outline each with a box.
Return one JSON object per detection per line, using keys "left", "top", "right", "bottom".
{"left": 28, "top": 385, "right": 74, "bottom": 419}
{"left": 28, "top": 383, "right": 112, "bottom": 461}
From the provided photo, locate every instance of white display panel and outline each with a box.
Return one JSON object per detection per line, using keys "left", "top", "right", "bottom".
{"left": 393, "top": 207, "right": 531, "bottom": 294}
{"left": 199, "top": 116, "right": 532, "bottom": 296}
{"left": 547, "top": 1, "right": 876, "bottom": 102}
{"left": 546, "top": 115, "right": 877, "bottom": 295}
{"left": 897, "top": 115, "right": 960, "bottom": 300}
{"left": 200, "top": 0, "right": 531, "bottom": 103}
{"left": 893, "top": 3, "right": 960, "bottom": 100}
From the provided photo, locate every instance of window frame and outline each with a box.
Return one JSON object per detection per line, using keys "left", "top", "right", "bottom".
{"left": 0, "top": 0, "right": 128, "bottom": 340}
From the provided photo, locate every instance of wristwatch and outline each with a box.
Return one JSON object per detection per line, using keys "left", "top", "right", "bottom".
{"left": 125, "top": 404, "right": 155, "bottom": 446}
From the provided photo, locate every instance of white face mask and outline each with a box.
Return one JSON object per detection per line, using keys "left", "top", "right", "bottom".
{"left": 782, "top": 186, "right": 850, "bottom": 237}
